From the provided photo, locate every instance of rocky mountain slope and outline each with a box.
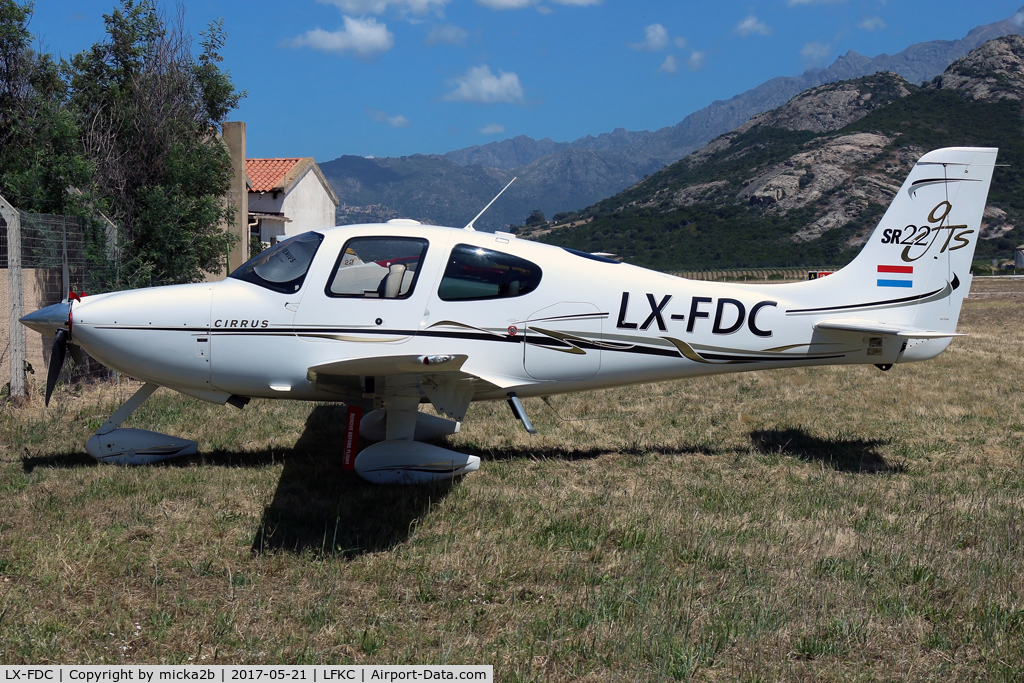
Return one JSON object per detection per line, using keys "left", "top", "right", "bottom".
{"left": 320, "top": 6, "right": 1024, "bottom": 232}
{"left": 532, "top": 36, "right": 1024, "bottom": 270}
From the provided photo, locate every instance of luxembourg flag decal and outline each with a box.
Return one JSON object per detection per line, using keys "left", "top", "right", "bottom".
{"left": 877, "top": 265, "right": 913, "bottom": 288}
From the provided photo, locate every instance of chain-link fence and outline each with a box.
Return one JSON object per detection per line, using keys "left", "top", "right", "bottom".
{"left": 674, "top": 267, "right": 839, "bottom": 282}
{"left": 3, "top": 203, "right": 114, "bottom": 404}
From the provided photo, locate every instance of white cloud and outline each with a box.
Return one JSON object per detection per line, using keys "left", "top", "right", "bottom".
{"left": 858, "top": 16, "right": 885, "bottom": 30}
{"left": 474, "top": 0, "right": 600, "bottom": 8}
{"left": 536, "top": 5, "right": 553, "bottom": 13}
{"left": 318, "top": 0, "right": 450, "bottom": 16}
{"left": 475, "top": 0, "right": 533, "bottom": 8}
{"left": 628, "top": 23, "right": 669, "bottom": 51}
{"left": 736, "top": 14, "right": 771, "bottom": 36}
{"left": 801, "top": 41, "right": 832, "bottom": 66}
{"left": 687, "top": 50, "right": 705, "bottom": 71}
{"left": 367, "top": 109, "right": 410, "bottom": 127}
{"left": 674, "top": 37, "right": 687, "bottom": 48}
{"left": 425, "top": 24, "right": 467, "bottom": 45}
{"left": 444, "top": 65, "right": 525, "bottom": 104}
{"left": 479, "top": 123, "right": 506, "bottom": 134}
{"left": 658, "top": 55, "right": 678, "bottom": 74}
{"left": 287, "top": 17, "right": 394, "bottom": 59}
{"left": 1012, "top": 11, "right": 1024, "bottom": 27}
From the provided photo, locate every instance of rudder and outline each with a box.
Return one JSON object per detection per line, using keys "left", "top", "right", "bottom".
{"left": 814, "top": 147, "right": 997, "bottom": 335}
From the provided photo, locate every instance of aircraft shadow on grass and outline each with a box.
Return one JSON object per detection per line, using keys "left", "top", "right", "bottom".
{"left": 749, "top": 427, "right": 905, "bottom": 474}
{"left": 20, "top": 409, "right": 899, "bottom": 558}
{"left": 467, "top": 442, "right": 728, "bottom": 462}
{"left": 20, "top": 405, "right": 455, "bottom": 558}
{"left": 235, "top": 404, "right": 455, "bottom": 559}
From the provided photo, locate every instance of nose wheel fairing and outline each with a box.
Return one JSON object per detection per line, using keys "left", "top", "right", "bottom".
{"left": 84, "top": 383, "right": 198, "bottom": 465}
{"left": 87, "top": 428, "right": 197, "bottom": 464}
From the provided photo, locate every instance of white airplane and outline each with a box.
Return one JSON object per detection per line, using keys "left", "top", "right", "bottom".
{"left": 21, "top": 147, "right": 997, "bottom": 483}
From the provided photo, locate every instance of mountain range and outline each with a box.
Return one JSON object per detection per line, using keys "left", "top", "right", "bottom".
{"left": 319, "top": 5, "right": 1024, "bottom": 233}
{"left": 530, "top": 36, "right": 1024, "bottom": 271}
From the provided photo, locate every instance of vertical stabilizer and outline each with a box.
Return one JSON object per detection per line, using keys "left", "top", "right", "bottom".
{"left": 801, "top": 147, "right": 997, "bottom": 338}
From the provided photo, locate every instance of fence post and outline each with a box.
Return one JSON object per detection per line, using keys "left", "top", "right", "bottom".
{"left": 1, "top": 194, "right": 25, "bottom": 405}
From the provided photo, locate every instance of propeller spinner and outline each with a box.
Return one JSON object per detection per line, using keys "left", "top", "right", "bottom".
{"left": 19, "top": 300, "right": 74, "bottom": 406}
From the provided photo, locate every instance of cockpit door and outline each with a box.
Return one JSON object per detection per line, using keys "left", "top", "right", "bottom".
{"left": 294, "top": 232, "right": 450, "bottom": 345}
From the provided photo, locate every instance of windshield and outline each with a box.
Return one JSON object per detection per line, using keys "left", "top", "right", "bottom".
{"left": 229, "top": 232, "right": 324, "bottom": 293}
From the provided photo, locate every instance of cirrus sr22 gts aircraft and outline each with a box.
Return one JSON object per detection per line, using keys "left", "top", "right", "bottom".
{"left": 21, "top": 147, "right": 997, "bottom": 483}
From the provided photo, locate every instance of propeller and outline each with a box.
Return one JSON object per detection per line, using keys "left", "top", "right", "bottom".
{"left": 42, "top": 291, "right": 83, "bottom": 407}
{"left": 45, "top": 329, "right": 68, "bottom": 407}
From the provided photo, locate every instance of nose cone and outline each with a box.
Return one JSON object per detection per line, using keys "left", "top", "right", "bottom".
{"left": 19, "top": 302, "right": 70, "bottom": 336}
{"left": 68, "top": 283, "right": 213, "bottom": 384}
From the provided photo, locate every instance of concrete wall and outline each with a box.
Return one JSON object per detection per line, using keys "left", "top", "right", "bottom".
{"left": 1, "top": 268, "right": 58, "bottom": 398}
{"left": 247, "top": 192, "right": 285, "bottom": 215}
{"left": 257, "top": 219, "right": 287, "bottom": 243}
{"left": 281, "top": 170, "right": 338, "bottom": 237}
{"left": 207, "top": 122, "right": 250, "bottom": 281}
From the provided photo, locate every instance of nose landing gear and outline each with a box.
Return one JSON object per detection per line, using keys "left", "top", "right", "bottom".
{"left": 86, "top": 383, "right": 198, "bottom": 464}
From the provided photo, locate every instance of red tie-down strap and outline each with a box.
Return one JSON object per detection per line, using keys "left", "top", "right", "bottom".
{"left": 342, "top": 405, "right": 362, "bottom": 470}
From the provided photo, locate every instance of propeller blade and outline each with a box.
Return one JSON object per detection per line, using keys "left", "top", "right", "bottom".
{"left": 45, "top": 329, "right": 68, "bottom": 407}
{"left": 68, "top": 344, "right": 86, "bottom": 366}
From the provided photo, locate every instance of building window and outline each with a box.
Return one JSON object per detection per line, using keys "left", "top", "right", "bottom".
{"left": 437, "top": 243, "right": 542, "bottom": 301}
{"left": 326, "top": 237, "right": 429, "bottom": 299}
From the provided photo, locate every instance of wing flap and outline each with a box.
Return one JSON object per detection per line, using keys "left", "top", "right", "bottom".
{"left": 307, "top": 353, "right": 469, "bottom": 380}
{"left": 814, "top": 318, "right": 965, "bottom": 339}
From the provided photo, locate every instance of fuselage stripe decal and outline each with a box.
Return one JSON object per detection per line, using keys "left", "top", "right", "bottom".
{"left": 84, "top": 325, "right": 851, "bottom": 364}
{"left": 785, "top": 286, "right": 943, "bottom": 314}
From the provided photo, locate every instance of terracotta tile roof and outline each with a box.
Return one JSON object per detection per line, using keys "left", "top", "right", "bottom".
{"left": 246, "top": 158, "right": 303, "bottom": 192}
{"left": 245, "top": 156, "right": 339, "bottom": 206}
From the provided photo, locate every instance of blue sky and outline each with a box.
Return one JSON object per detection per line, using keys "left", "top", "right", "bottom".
{"left": 28, "top": 0, "right": 1024, "bottom": 161}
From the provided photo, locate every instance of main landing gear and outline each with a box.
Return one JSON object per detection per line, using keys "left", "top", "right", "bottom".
{"left": 353, "top": 395, "right": 480, "bottom": 485}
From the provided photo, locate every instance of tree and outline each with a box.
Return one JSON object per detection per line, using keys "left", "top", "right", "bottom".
{"left": 525, "top": 209, "right": 546, "bottom": 227}
{"left": 0, "top": 0, "right": 245, "bottom": 288}
{"left": 64, "top": 0, "right": 244, "bottom": 287}
{"left": 0, "top": 0, "right": 90, "bottom": 215}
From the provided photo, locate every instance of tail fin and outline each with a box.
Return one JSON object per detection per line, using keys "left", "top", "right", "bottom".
{"left": 800, "top": 147, "right": 997, "bottom": 351}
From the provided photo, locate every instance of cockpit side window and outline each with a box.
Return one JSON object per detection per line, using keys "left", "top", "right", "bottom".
{"left": 326, "top": 237, "right": 429, "bottom": 299}
{"left": 437, "top": 243, "right": 542, "bottom": 301}
{"left": 229, "top": 232, "right": 324, "bottom": 294}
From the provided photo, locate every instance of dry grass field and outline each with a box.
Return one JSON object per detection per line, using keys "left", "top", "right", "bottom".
{"left": 1, "top": 278, "right": 1023, "bottom": 680}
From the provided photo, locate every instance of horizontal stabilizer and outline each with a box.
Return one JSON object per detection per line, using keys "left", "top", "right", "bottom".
{"left": 308, "top": 353, "right": 468, "bottom": 379}
{"left": 814, "top": 319, "right": 966, "bottom": 339}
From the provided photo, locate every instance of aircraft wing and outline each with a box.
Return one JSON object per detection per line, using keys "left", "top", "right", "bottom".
{"left": 813, "top": 318, "right": 966, "bottom": 339}
{"left": 307, "top": 353, "right": 522, "bottom": 421}
{"left": 308, "top": 353, "right": 470, "bottom": 379}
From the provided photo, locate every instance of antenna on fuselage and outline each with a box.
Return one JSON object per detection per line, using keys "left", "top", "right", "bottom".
{"left": 463, "top": 176, "right": 516, "bottom": 231}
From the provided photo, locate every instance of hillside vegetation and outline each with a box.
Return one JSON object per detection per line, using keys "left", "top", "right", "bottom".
{"left": 535, "top": 37, "right": 1024, "bottom": 271}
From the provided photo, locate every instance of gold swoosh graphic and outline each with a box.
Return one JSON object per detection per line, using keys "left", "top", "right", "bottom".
{"left": 762, "top": 342, "right": 846, "bottom": 353}
{"left": 300, "top": 333, "right": 410, "bottom": 343}
{"left": 528, "top": 327, "right": 589, "bottom": 355}
{"left": 663, "top": 337, "right": 712, "bottom": 363}
{"left": 427, "top": 320, "right": 507, "bottom": 338}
